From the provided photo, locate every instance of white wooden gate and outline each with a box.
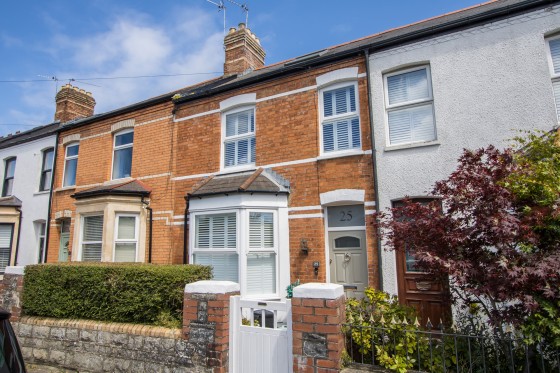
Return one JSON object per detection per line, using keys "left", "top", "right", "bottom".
{"left": 229, "top": 296, "right": 293, "bottom": 373}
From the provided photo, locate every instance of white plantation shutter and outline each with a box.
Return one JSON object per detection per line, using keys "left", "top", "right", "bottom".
{"left": 194, "top": 252, "right": 239, "bottom": 282}
{"left": 194, "top": 213, "right": 238, "bottom": 282}
{"left": 0, "top": 224, "right": 12, "bottom": 272}
{"left": 553, "top": 80, "right": 560, "bottom": 120}
{"left": 550, "top": 38, "right": 560, "bottom": 75}
{"left": 82, "top": 216, "right": 103, "bottom": 261}
{"left": 247, "top": 253, "right": 276, "bottom": 295}
{"left": 386, "top": 67, "right": 436, "bottom": 145}
{"left": 249, "top": 212, "right": 274, "bottom": 249}
{"left": 321, "top": 84, "right": 360, "bottom": 152}
{"left": 224, "top": 109, "right": 255, "bottom": 167}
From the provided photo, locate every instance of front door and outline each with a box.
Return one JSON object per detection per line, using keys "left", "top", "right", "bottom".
{"left": 396, "top": 249, "right": 451, "bottom": 328}
{"left": 58, "top": 233, "right": 69, "bottom": 262}
{"left": 329, "top": 230, "right": 367, "bottom": 298}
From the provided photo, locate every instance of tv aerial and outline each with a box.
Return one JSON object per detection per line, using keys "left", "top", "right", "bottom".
{"left": 206, "top": 0, "right": 249, "bottom": 35}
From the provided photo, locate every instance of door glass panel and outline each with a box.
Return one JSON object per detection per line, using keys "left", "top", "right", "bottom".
{"left": 327, "top": 205, "right": 365, "bottom": 228}
{"left": 405, "top": 249, "right": 422, "bottom": 272}
{"left": 334, "top": 236, "right": 360, "bottom": 248}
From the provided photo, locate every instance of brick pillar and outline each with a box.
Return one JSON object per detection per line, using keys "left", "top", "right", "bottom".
{"left": 0, "top": 266, "right": 25, "bottom": 321}
{"left": 292, "top": 283, "right": 346, "bottom": 373}
{"left": 183, "top": 280, "right": 240, "bottom": 373}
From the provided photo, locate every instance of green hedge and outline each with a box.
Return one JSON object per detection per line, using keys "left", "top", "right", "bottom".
{"left": 22, "top": 263, "right": 212, "bottom": 327}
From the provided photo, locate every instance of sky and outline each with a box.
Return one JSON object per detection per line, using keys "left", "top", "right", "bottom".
{"left": 0, "top": 0, "right": 485, "bottom": 137}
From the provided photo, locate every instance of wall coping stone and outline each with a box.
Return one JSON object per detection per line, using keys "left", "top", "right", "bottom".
{"left": 185, "top": 280, "right": 240, "bottom": 294}
{"left": 4, "top": 266, "right": 24, "bottom": 275}
{"left": 293, "top": 283, "right": 344, "bottom": 299}
{"left": 18, "top": 316, "right": 181, "bottom": 339}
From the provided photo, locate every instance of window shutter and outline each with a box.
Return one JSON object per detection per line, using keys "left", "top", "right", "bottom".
{"left": 0, "top": 225, "right": 12, "bottom": 273}
{"left": 224, "top": 142, "right": 236, "bottom": 167}
{"left": 250, "top": 137, "right": 256, "bottom": 163}
{"left": 247, "top": 253, "right": 276, "bottom": 295}
{"left": 115, "top": 243, "right": 136, "bottom": 262}
{"left": 335, "top": 88, "right": 348, "bottom": 115}
{"left": 351, "top": 117, "right": 361, "bottom": 148}
{"left": 83, "top": 216, "right": 103, "bottom": 241}
{"left": 117, "top": 216, "right": 136, "bottom": 240}
{"left": 388, "top": 104, "right": 435, "bottom": 145}
{"left": 194, "top": 252, "right": 239, "bottom": 282}
{"left": 323, "top": 123, "right": 335, "bottom": 152}
{"left": 196, "top": 214, "right": 236, "bottom": 249}
{"left": 250, "top": 212, "right": 274, "bottom": 249}
{"left": 336, "top": 121, "right": 350, "bottom": 150}
{"left": 387, "top": 68, "right": 429, "bottom": 106}
{"left": 323, "top": 91, "right": 333, "bottom": 117}
{"left": 554, "top": 80, "right": 560, "bottom": 120}
{"left": 237, "top": 139, "right": 249, "bottom": 165}
{"left": 82, "top": 244, "right": 102, "bottom": 261}
{"left": 550, "top": 39, "right": 560, "bottom": 75}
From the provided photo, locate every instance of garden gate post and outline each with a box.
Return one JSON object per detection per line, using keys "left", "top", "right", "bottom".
{"left": 292, "top": 283, "right": 346, "bottom": 373}
{"left": 0, "top": 266, "right": 25, "bottom": 321}
{"left": 183, "top": 280, "right": 240, "bottom": 373}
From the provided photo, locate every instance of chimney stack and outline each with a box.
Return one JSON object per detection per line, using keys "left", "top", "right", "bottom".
{"left": 54, "top": 84, "right": 96, "bottom": 123}
{"left": 223, "top": 23, "right": 265, "bottom": 76}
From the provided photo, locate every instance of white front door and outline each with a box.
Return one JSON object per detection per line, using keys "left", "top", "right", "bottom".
{"left": 328, "top": 230, "right": 367, "bottom": 298}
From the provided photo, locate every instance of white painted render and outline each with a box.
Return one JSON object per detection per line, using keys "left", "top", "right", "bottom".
{"left": 0, "top": 134, "right": 57, "bottom": 266}
{"left": 368, "top": 6, "right": 560, "bottom": 293}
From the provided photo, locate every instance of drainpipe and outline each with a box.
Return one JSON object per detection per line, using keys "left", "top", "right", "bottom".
{"left": 44, "top": 132, "right": 59, "bottom": 263}
{"left": 183, "top": 195, "right": 190, "bottom": 264}
{"left": 14, "top": 207, "right": 22, "bottom": 266}
{"left": 142, "top": 197, "right": 153, "bottom": 263}
{"left": 364, "top": 49, "right": 384, "bottom": 291}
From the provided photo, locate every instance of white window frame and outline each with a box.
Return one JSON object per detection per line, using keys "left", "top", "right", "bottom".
{"left": 246, "top": 209, "right": 279, "bottom": 298}
{"left": 79, "top": 214, "right": 104, "bottom": 262}
{"left": 113, "top": 213, "right": 139, "bottom": 262}
{"left": 36, "top": 221, "right": 46, "bottom": 263}
{"left": 221, "top": 106, "right": 256, "bottom": 172}
{"left": 63, "top": 142, "right": 79, "bottom": 187}
{"left": 383, "top": 65, "right": 436, "bottom": 147}
{"left": 546, "top": 35, "right": 560, "bottom": 122}
{"left": 112, "top": 129, "right": 134, "bottom": 180}
{"left": 318, "top": 81, "right": 361, "bottom": 156}
{"left": 39, "top": 148, "right": 54, "bottom": 192}
{"left": 2, "top": 157, "right": 16, "bottom": 197}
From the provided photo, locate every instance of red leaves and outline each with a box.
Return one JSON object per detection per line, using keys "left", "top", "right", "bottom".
{"left": 375, "top": 145, "right": 560, "bottom": 326}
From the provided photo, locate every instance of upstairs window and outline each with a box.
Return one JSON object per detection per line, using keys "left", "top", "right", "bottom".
{"left": 2, "top": 158, "right": 16, "bottom": 197}
{"left": 223, "top": 108, "right": 255, "bottom": 168}
{"left": 320, "top": 83, "right": 361, "bottom": 153}
{"left": 547, "top": 36, "right": 560, "bottom": 120}
{"left": 385, "top": 66, "right": 436, "bottom": 146}
{"left": 39, "top": 148, "right": 54, "bottom": 192}
{"left": 81, "top": 215, "right": 103, "bottom": 261}
{"left": 63, "top": 143, "right": 79, "bottom": 187}
{"left": 112, "top": 130, "right": 133, "bottom": 180}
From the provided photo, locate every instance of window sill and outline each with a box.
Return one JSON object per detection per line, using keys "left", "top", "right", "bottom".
{"left": 55, "top": 186, "right": 76, "bottom": 193}
{"left": 317, "top": 149, "right": 366, "bottom": 161}
{"left": 384, "top": 140, "right": 440, "bottom": 152}
{"left": 219, "top": 165, "right": 257, "bottom": 175}
{"left": 33, "top": 190, "right": 50, "bottom": 196}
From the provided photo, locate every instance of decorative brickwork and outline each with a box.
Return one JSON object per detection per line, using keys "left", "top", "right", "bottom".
{"left": 54, "top": 84, "right": 96, "bottom": 123}
{"left": 183, "top": 281, "right": 239, "bottom": 373}
{"left": 292, "top": 283, "right": 346, "bottom": 373}
{"left": 223, "top": 23, "right": 265, "bottom": 75}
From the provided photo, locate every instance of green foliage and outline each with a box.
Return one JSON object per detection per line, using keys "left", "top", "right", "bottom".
{"left": 523, "top": 298, "right": 560, "bottom": 348}
{"left": 22, "top": 263, "right": 212, "bottom": 327}
{"left": 285, "top": 279, "right": 300, "bottom": 299}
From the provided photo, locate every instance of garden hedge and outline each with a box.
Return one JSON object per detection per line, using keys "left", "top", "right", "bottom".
{"left": 22, "top": 263, "right": 212, "bottom": 327}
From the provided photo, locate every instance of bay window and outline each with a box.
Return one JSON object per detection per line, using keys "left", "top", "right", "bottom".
{"left": 384, "top": 66, "right": 436, "bottom": 146}
{"left": 0, "top": 224, "right": 13, "bottom": 273}
{"left": 81, "top": 215, "right": 103, "bottom": 261}
{"left": 114, "top": 214, "right": 139, "bottom": 262}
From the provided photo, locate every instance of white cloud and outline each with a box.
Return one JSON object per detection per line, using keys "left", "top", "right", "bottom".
{"left": 9, "top": 6, "right": 225, "bottom": 127}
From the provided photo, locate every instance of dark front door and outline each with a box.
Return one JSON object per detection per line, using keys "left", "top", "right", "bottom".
{"left": 396, "top": 247, "right": 450, "bottom": 328}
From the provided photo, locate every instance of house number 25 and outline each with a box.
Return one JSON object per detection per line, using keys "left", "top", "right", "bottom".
{"left": 339, "top": 211, "right": 353, "bottom": 222}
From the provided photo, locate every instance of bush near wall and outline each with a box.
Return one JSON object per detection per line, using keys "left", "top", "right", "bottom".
{"left": 21, "top": 263, "right": 212, "bottom": 327}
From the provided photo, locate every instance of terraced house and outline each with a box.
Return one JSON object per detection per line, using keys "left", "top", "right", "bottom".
{"left": 46, "top": 23, "right": 378, "bottom": 300}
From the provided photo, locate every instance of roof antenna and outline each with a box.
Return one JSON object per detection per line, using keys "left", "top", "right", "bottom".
{"left": 38, "top": 75, "right": 59, "bottom": 99}
{"left": 206, "top": 0, "right": 227, "bottom": 35}
{"left": 225, "top": 0, "right": 249, "bottom": 28}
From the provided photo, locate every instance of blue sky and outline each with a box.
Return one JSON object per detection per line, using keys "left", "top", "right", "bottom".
{"left": 0, "top": 0, "right": 484, "bottom": 136}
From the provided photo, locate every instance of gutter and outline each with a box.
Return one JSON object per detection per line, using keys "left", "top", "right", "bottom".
{"left": 142, "top": 197, "right": 153, "bottom": 264}
{"left": 364, "top": 49, "right": 384, "bottom": 291}
{"left": 43, "top": 132, "right": 59, "bottom": 263}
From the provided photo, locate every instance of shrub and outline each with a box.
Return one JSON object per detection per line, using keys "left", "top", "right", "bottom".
{"left": 22, "top": 263, "right": 212, "bottom": 327}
